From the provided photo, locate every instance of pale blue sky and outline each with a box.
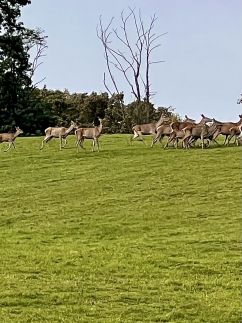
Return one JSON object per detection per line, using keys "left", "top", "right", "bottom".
{"left": 22, "top": 0, "right": 242, "bottom": 121}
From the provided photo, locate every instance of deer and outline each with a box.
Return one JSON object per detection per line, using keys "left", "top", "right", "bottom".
{"left": 212, "top": 115, "right": 242, "bottom": 145}
{"left": 40, "top": 120, "right": 78, "bottom": 150}
{"left": 236, "top": 124, "right": 242, "bottom": 145}
{"left": 131, "top": 113, "right": 170, "bottom": 147}
{"left": 164, "top": 114, "right": 212, "bottom": 149}
{"left": 0, "top": 127, "right": 23, "bottom": 152}
{"left": 226, "top": 122, "right": 242, "bottom": 146}
{"left": 181, "top": 119, "right": 219, "bottom": 149}
{"left": 152, "top": 115, "right": 196, "bottom": 147}
{"left": 151, "top": 119, "right": 173, "bottom": 146}
{"left": 75, "top": 118, "right": 103, "bottom": 152}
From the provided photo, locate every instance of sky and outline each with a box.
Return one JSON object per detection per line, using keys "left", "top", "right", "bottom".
{"left": 22, "top": 0, "right": 242, "bottom": 121}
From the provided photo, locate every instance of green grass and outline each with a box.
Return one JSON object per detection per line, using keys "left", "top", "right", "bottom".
{"left": 0, "top": 135, "right": 241, "bottom": 322}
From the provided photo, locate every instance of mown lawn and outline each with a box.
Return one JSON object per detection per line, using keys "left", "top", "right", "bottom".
{"left": 0, "top": 135, "right": 241, "bottom": 322}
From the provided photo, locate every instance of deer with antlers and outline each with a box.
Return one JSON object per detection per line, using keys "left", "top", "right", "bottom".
{"left": 75, "top": 118, "right": 103, "bottom": 152}
{"left": 0, "top": 127, "right": 23, "bottom": 152}
{"left": 40, "top": 121, "right": 78, "bottom": 150}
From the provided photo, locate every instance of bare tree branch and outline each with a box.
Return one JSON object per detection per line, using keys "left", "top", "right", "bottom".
{"left": 97, "top": 16, "right": 120, "bottom": 94}
{"left": 24, "top": 28, "right": 48, "bottom": 88}
{"left": 103, "top": 72, "right": 112, "bottom": 95}
{"left": 97, "top": 8, "right": 166, "bottom": 103}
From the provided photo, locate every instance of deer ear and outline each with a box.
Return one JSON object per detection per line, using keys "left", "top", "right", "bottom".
{"left": 201, "top": 114, "right": 205, "bottom": 118}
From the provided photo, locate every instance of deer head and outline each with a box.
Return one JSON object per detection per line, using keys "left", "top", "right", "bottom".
{"left": 15, "top": 127, "right": 23, "bottom": 135}
{"left": 200, "top": 114, "right": 213, "bottom": 124}
{"left": 70, "top": 121, "right": 78, "bottom": 129}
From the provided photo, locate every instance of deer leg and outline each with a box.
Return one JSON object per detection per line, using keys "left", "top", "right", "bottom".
{"left": 132, "top": 131, "right": 139, "bottom": 140}
{"left": 76, "top": 139, "right": 80, "bottom": 151}
{"left": 151, "top": 133, "right": 162, "bottom": 147}
{"left": 206, "top": 139, "right": 210, "bottom": 148}
{"left": 130, "top": 131, "right": 139, "bottom": 145}
{"left": 150, "top": 131, "right": 157, "bottom": 148}
{"left": 189, "top": 137, "right": 197, "bottom": 147}
{"left": 62, "top": 138, "right": 67, "bottom": 148}
{"left": 223, "top": 135, "right": 229, "bottom": 145}
{"left": 174, "top": 137, "right": 179, "bottom": 148}
{"left": 96, "top": 138, "right": 100, "bottom": 152}
{"left": 137, "top": 131, "right": 146, "bottom": 145}
{"left": 40, "top": 140, "right": 44, "bottom": 150}
{"left": 40, "top": 136, "right": 52, "bottom": 150}
{"left": 183, "top": 136, "right": 193, "bottom": 148}
{"left": 235, "top": 135, "right": 239, "bottom": 146}
{"left": 212, "top": 138, "right": 218, "bottom": 145}
{"left": 76, "top": 137, "right": 82, "bottom": 147}
{"left": 201, "top": 134, "right": 204, "bottom": 149}
{"left": 77, "top": 138, "right": 85, "bottom": 151}
{"left": 159, "top": 135, "right": 164, "bottom": 147}
{"left": 164, "top": 134, "right": 175, "bottom": 149}
{"left": 182, "top": 133, "right": 192, "bottom": 149}
{"left": 227, "top": 133, "right": 234, "bottom": 145}
{"left": 80, "top": 138, "right": 85, "bottom": 149}
{"left": 4, "top": 142, "right": 12, "bottom": 152}
{"left": 182, "top": 137, "right": 189, "bottom": 149}
{"left": 92, "top": 139, "right": 95, "bottom": 152}
{"left": 151, "top": 135, "right": 156, "bottom": 147}
{"left": 212, "top": 130, "right": 220, "bottom": 144}
{"left": 59, "top": 136, "right": 63, "bottom": 150}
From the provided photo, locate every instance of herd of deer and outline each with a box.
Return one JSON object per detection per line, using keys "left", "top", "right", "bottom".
{"left": 0, "top": 113, "right": 242, "bottom": 152}
{"left": 0, "top": 120, "right": 103, "bottom": 152}
{"left": 132, "top": 113, "right": 242, "bottom": 149}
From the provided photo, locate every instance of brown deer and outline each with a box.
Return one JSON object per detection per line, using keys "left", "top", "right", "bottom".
{"left": 40, "top": 121, "right": 78, "bottom": 150}
{"left": 151, "top": 120, "right": 173, "bottom": 146}
{"left": 0, "top": 127, "right": 23, "bottom": 152}
{"left": 75, "top": 118, "right": 103, "bottom": 152}
{"left": 164, "top": 114, "right": 212, "bottom": 148}
{"left": 181, "top": 120, "right": 218, "bottom": 149}
{"left": 152, "top": 115, "right": 196, "bottom": 147}
{"left": 212, "top": 115, "right": 242, "bottom": 145}
{"left": 131, "top": 113, "right": 170, "bottom": 147}
{"left": 227, "top": 122, "right": 242, "bottom": 145}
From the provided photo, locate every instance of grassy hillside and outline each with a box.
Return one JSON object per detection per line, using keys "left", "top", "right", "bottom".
{"left": 0, "top": 135, "right": 241, "bottom": 322}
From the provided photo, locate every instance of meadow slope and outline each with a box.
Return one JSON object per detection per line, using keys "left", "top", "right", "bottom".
{"left": 0, "top": 135, "right": 241, "bottom": 322}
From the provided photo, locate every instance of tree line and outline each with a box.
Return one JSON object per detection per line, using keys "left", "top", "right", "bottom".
{"left": 0, "top": 1, "right": 177, "bottom": 135}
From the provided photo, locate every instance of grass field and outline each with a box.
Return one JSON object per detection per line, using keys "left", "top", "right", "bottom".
{"left": 0, "top": 135, "right": 241, "bottom": 322}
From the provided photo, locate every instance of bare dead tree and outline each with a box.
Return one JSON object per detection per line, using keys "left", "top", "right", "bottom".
{"left": 97, "top": 8, "right": 166, "bottom": 103}
{"left": 139, "top": 11, "right": 167, "bottom": 102}
{"left": 23, "top": 28, "right": 48, "bottom": 88}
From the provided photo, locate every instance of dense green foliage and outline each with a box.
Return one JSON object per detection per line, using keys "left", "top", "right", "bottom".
{"left": 26, "top": 89, "right": 175, "bottom": 135}
{"left": 0, "top": 0, "right": 47, "bottom": 131}
{"left": 0, "top": 136, "right": 241, "bottom": 322}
